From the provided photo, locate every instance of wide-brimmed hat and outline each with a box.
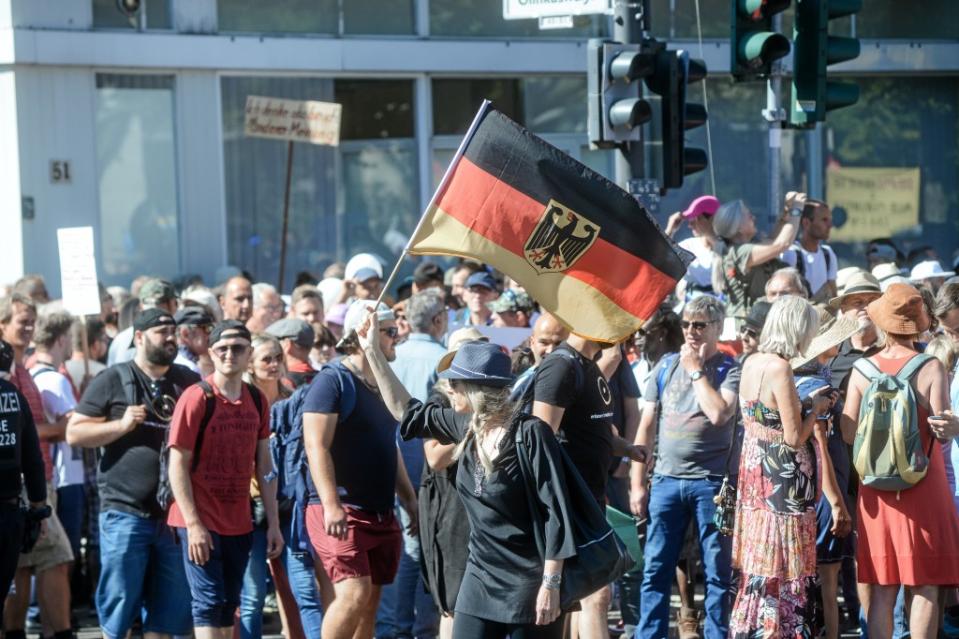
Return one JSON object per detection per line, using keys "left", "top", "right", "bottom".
{"left": 437, "top": 341, "right": 513, "bottom": 388}
{"left": 790, "top": 312, "right": 860, "bottom": 370}
{"left": 872, "top": 262, "right": 905, "bottom": 285}
{"left": 910, "top": 260, "right": 953, "bottom": 282}
{"left": 447, "top": 327, "right": 488, "bottom": 351}
{"left": 866, "top": 282, "right": 930, "bottom": 336}
{"left": 828, "top": 271, "right": 881, "bottom": 309}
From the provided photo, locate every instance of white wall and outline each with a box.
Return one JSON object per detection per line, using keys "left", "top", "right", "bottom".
{"left": 10, "top": 0, "right": 90, "bottom": 30}
{"left": 0, "top": 69, "right": 24, "bottom": 286}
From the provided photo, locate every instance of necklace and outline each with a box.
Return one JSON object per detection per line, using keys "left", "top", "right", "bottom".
{"left": 472, "top": 427, "right": 506, "bottom": 497}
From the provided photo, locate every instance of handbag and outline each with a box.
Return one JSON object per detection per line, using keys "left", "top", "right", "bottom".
{"left": 712, "top": 416, "right": 740, "bottom": 536}
{"left": 514, "top": 423, "right": 634, "bottom": 611}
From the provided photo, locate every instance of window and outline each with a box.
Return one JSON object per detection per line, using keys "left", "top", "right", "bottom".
{"left": 217, "top": 0, "right": 415, "bottom": 35}
{"left": 221, "top": 77, "right": 417, "bottom": 285}
{"left": 95, "top": 74, "right": 180, "bottom": 284}
{"left": 430, "top": 0, "right": 607, "bottom": 38}
{"left": 92, "top": 0, "right": 171, "bottom": 29}
{"left": 343, "top": 0, "right": 415, "bottom": 35}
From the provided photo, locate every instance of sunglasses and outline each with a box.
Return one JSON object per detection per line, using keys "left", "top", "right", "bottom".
{"left": 212, "top": 344, "right": 250, "bottom": 358}
{"left": 380, "top": 327, "right": 399, "bottom": 339}
{"left": 257, "top": 354, "right": 284, "bottom": 366}
{"left": 147, "top": 380, "right": 176, "bottom": 423}
{"left": 680, "top": 320, "right": 717, "bottom": 331}
{"left": 740, "top": 327, "right": 759, "bottom": 340}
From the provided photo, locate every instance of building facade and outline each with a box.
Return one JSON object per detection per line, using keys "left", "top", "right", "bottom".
{"left": 1, "top": 0, "right": 957, "bottom": 293}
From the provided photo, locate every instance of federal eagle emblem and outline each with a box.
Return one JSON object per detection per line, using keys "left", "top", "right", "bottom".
{"left": 523, "top": 200, "right": 600, "bottom": 274}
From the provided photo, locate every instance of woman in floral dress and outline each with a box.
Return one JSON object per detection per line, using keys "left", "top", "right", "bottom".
{"left": 731, "top": 296, "right": 837, "bottom": 637}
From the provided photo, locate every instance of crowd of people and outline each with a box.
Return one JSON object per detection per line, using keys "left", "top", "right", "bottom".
{"left": 2, "top": 190, "right": 959, "bottom": 639}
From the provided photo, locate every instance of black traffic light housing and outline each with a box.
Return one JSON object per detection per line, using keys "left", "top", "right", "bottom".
{"left": 588, "top": 41, "right": 655, "bottom": 150}
{"left": 731, "top": 0, "right": 792, "bottom": 81}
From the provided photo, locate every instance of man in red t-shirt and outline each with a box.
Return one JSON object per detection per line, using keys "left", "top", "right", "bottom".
{"left": 167, "top": 320, "right": 283, "bottom": 639}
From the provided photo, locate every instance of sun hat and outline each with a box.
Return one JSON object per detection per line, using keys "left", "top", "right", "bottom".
{"left": 910, "top": 260, "right": 953, "bottom": 282}
{"left": 790, "top": 311, "right": 860, "bottom": 370}
{"left": 828, "top": 271, "right": 881, "bottom": 309}
{"left": 436, "top": 341, "right": 513, "bottom": 388}
{"left": 835, "top": 267, "right": 866, "bottom": 295}
{"left": 866, "top": 282, "right": 930, "bottom": 336}
{"left": 681, "top": 195, "right": 721, "bottom": 220}
{"left": 872, "top": 262, "right": 906, "bottom": 285}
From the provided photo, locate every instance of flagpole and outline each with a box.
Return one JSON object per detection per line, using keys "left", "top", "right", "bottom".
{"left": 373, "top": 99, "right": 492, "bottom": 307}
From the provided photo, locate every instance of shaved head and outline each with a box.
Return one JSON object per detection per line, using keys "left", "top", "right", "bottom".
{"left": 531, "top": 312, "right": 568, "bottom": 364}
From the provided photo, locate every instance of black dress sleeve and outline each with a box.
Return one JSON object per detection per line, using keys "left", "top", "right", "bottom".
{"left": 19, "top": 391, "right": 47, "bottom": 504}
{"left": 399, "top": 398, "right": 468, "bottom": 445}
{"left": 522, "top": 418, "right": 577, "bottom": 561}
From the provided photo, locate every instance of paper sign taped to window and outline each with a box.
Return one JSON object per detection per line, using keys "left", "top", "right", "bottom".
{"left": 244, "top": 95, "right": 342, "bottom": 146}
{"left": 827, "top": 167, "right": 921, "bottom": 242}
{"left": 57, "top": 226, "right": 101, "bottom": 317}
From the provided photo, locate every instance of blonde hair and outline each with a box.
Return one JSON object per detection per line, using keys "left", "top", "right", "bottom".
{"left": 759, "top": 295, "right": 819, "bottom": 360}
{"left": 926, "top": 335, "right": 959, "bottom": 373}
{"left": 450, "top": 382, "right": 517, "bottom": 474}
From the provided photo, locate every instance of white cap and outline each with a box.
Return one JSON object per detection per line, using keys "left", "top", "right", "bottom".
{"left": 317, "top": 277, "right": 343, "bottom": 310}
{"left": 872, "top": 262, "right": 905, "bottom": 284}
{"left": 910, "top": 260, "right": 952, "bottom": 282}
{"left": 880, "top": 275, "right": 910, "bottom": 292}
{"left": 344, "top": 253, "right": 384, "bottom": 281}
{"left": 343, "top": 300, "right": 394, "bottom": 336}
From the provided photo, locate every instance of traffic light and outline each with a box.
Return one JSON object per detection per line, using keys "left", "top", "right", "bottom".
{"left": 790, "top": 0, "right": 861, "bottom": 126}
{"left": 647, "top": 49, "right": 708, "bottom": 190}
{"left": 730, "top": 0, "right": 791, "bottom": 81}
{"left": 588, "top": 41, "right": 655, "bottom": 149}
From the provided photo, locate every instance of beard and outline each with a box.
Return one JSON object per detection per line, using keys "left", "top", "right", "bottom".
{"left": 144, "top": 340, "right": 177, "bottom": 367}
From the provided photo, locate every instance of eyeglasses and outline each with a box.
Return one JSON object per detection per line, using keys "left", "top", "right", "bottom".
{"left": 740, "top": 327, "right": 759, "bottom": 340}
{"left": 257, "top": 354, "right": 284, "bottom": 366}
{"left": 680, "top": 320, "right": 717, "bottom": 331}
{"left": 212, "top": 344, "right": 250, "bottom": 358}
{"left": 380, "top": 327, "right": 399, "bottom": 339}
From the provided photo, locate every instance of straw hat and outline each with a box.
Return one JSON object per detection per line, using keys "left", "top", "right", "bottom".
{"left": 790, "top": 312, "right": 860, "bottom": 370}
{"left": 828, "top": 271, "right": 881, "bottom": 309}
{"left": 866, "top": 282, "right": 930, "bottom": 336}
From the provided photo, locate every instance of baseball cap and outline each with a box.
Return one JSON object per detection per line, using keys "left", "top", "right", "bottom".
{"left": 344, "top": 253, "right": 384, "bottom": 282}
{"left": 343, "top": 300, "right": 395, "bottom": 337}
{"left": 174, "top": 307, "right": 214, "bottom": 327}
{"left": 138, "top": 279, "right": 177, "bottom": 305}
{"left": 266, "top": 318, "right": 315, "bottom": 350}
{"left": 466, "top": 271, "right": 498, "bottom": 291}
{"left": 681, "top": 195, "right": 720, "bottom": 220}
{"left": 488, "top": 289, "right": 533, "bottom": 313}
{"left": 209, "top": 320, "right": 252, "bottom": 346}
{"left": 133, "top": 308, "right": 176, "bottom": 332}
{"left": 413, "top": 262, "right": 444, "bottom": 287}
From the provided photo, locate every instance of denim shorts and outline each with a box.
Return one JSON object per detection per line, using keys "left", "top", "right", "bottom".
{"left": 96, "top": 510, "right": 192, "bottom": 638}
{"left": 177, "top": 527, "right": 253, "bottom": 628}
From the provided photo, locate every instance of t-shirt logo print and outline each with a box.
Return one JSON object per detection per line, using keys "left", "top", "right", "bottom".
{"left": 523, "top": 199, "right": 599, "bottom": 274}
{"left": 597, "top": 377, "right": 612, "bottom": 406}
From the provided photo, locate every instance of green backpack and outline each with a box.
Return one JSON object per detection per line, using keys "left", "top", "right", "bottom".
{"left": 852, "top": 354, "right": 934, "bottom": 492}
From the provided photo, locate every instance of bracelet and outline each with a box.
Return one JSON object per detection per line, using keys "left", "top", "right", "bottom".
{"left": 542, "top": 573, "right": 562, "bottom": 590}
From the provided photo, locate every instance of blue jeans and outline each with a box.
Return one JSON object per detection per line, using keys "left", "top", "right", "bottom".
{"left": 376, "top": 505, "right": 438, "bottom": 638}
{"left": 239, "top": 527, "right": 268, "bottom": 639}
{"left": 281, "top": 518, "right": 324, "bottom": 637}
{"left": 638, "top": 475, "right": 731, "bottom": 639}
{"left": 96, "top": 510, "right": 192, "bottom": 638}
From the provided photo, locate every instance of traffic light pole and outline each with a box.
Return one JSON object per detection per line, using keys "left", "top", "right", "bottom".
{"left": 763, "top": 13, "right": 786, "bottom": 228}
{"left": 612, "top": 0, "right": 647, "bottom": 187}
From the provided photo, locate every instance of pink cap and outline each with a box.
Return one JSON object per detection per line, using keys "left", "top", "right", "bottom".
{"left": 681, "top": 195, "right": 720, "bottom": 220}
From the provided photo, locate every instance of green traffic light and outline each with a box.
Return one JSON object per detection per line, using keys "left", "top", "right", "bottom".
{"left": 738, "top": 31, "right": 791, "bottom": 68}
{"left": 731, "top": 0, "right": 791, "bottom": 81}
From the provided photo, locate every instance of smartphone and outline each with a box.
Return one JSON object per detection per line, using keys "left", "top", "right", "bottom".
{"left": 930, "top": 415, "right": 948, "bottom": 421}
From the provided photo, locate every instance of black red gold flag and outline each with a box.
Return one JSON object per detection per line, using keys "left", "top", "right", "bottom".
{"left": 408, "top": 103, "right": 691, "bottom": 343}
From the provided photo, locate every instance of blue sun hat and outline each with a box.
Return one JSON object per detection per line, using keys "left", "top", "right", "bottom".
{"left": 436, "top": 341, "right": 514, "bottom": 388}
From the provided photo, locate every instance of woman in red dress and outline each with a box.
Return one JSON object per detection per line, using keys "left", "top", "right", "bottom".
{"left": 841, "top": 283, "right": 959, "bottom": 639}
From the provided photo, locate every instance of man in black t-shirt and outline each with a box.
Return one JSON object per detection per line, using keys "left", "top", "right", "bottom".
{"left": 532, "top": 334, "right": 647, "bottom": 639}
{"left": 67, "top": 308, "right": 200, "bottom": 639}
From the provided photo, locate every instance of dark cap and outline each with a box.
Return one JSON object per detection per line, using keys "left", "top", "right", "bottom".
{"left": 133, "top": 308, "right": 176, "bottom": 332}
{"left": 209, "top": 320, "right": 252, "bottom": 346}
{"left": 743, "top": 300, "right": 772, "bottom": 332}
{"left": 138, "top": 278, "right": 177, "bottom": 305}
{"left": 436, "top": 341, "right": 513, "bottom": 388}
{"left": 466, "top": 271, "right": 498, "bottom": 291}
{"left": 265, "top": 318, "right": 315, "bottom": 350}
{"left": 413, "top": 262, "right": 444, "bottom": 286}
{"left": 174, "top": 307, "right": 214, "bottom": 327}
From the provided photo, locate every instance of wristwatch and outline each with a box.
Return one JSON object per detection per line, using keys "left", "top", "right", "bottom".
{"left": 690, "top": 370, "right": 705, "bottom": 382}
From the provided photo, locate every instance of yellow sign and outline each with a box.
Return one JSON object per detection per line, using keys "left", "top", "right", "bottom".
{"left": 827, "top": 167, "right": 921, "bottom": 242}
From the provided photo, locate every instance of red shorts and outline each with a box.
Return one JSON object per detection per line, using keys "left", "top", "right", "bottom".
{"left": 306, "top": 504, "right": 401, "bottom": 585}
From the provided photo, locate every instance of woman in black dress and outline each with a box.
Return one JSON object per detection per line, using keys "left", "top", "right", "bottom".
{"left": 355, "top": 314, "right": 577, "bottom": 638}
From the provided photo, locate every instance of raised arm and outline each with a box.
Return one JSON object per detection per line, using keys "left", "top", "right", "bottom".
{"left": 355, "top": 313, "right": 412, "bottom": 421}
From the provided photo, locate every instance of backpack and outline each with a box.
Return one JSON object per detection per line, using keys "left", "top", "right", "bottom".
{"left": 269, "top": 360, "right": 356, "bottom": 553}
{"left": 515, "top": 347, "right": 584, "bottom": 415}
{"left": 654, "top": 352, "right": 737, "bottom": 398}
{"left": 851, "top": 354, "right": 934, "bottom": 492}
{"left": 111, "top": 363, "right": 263, "bottom": 511}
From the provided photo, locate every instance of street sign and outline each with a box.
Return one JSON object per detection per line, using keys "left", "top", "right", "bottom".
{"left": 503, "top": 0, "right": 610, "bottom": 20}
{"left": 244, "top": 95, "right": 342, "bottom": 146}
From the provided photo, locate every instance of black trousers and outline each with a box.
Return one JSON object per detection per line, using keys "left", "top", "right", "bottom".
{"left": 0, "top": 504, "right": 25, "bottom": 599}
{"left": 452, "top": 612, "right": 566, "bottom": 639}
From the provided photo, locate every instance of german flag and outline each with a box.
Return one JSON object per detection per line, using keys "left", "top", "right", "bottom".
{"left": 409, "top": 104, "right": 691, "bottom": 343}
